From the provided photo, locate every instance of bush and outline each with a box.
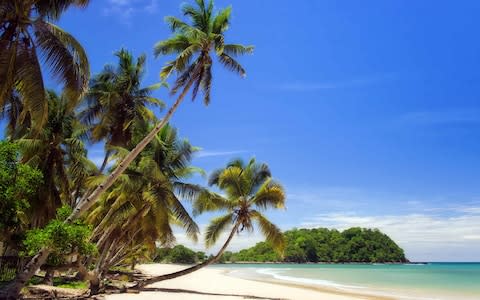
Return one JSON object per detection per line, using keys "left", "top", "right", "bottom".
{"left": 154, "top": 245, "right": 197, "bottom": 264}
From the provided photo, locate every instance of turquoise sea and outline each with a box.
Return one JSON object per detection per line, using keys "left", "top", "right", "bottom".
{"left": 213, "top": 263, "right": 480, "bottom": 300}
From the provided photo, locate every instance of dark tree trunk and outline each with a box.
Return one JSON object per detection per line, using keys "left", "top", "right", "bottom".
{"left": 89, "top": 274, "right": 102, "bottom": 296}
{"left": 1, "top": 247, "right": 51, "bottom": 299}
{"left": 42, "top": 268, "right": 54, "bottom": 285}
{"left": 131, "top": 258, "right": 137, "bottom": 271}
{"left": 99, "top": 149, "right": 111, "bottom": 173}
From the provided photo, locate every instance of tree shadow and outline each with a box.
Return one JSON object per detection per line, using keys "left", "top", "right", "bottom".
{"left": 139, "top": 287, "right": 287, "bottom": 300}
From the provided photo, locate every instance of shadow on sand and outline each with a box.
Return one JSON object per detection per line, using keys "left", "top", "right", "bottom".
{"left": 140, "top": 287, "right": 287, "bottom": 300}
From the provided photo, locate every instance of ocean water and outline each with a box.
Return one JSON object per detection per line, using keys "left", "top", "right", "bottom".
{"left": 213, "top": 263, "right": 480, "bottom": 300}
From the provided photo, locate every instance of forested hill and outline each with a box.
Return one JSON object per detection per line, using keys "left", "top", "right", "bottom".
{"left": 229, "top": 227, "right": 408, "bottom": 263}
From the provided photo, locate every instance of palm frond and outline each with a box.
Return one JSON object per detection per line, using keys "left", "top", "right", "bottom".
{"left": 223, "top": 44, "right": 254, "bottom": 56}
{"left": 251, "top": 210, "right": 285, "bottom": 255}
{"left": 166, "top": 191, "right": 199, "bottom": 242}
{"left": 34, "top": 21, "right": 89, "bottom": 104}
{"left": 250, "top": 179, "right": 285, "bottom": 210}
{"left": 212, "top": 6, "right": 232, "bottom": 34}
{"left": 173, "top": 182, "right": 205, "bottom": 201}
{"left": 205, "top": 213, "right": 234, "bottom": 247}
{"left": 165, "top": 16, "right": 192, "bottom": 33}
{"left": 192, "top": 190, "right": 233, "bottom": 216}
{"left": 174, "top": 44, "right": 201, "bottom": 72}
{"left": 218, "top": 53, "right": 246, "bottom": 77}
{"left": 0, "top": 40, "right": 17, "bottom": 108}
{"left": 200, "top": 63, "right": 212, "bottom": 105}
{"left": 218, "top": 166, "right": 249, "bottom": 198}
{"left": 35, "top": 0, "right": 90, "bottom": 20}
{"left": 14, "top": 44, "right": 48, "bottom": 128}
{"left": 154, "top": 35, "right": 192, "bottom": 57}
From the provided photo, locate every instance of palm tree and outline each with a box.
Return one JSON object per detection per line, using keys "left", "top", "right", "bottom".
{"left": 80, "top": 49, "right": 164, "bottom": 172}
{"left": 15, "top": 90, "right": 95, "bottom": 227}
{"left": 68, "top": 0, "right": 253, "bottom": 221}
{"left": 7, "top": 1, "right": 251, "bottom": 297}
{"left": 0, "top": 0, "right": 90, "bottom": 129}
{"left": 137, "top": 158, "right": 286, "bottom": 287}
{"left": 84, "top": 125, "right": 201, "bottom": 293}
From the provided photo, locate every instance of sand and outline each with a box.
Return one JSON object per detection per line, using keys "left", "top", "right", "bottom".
{"left": 105, "top": 264, "right": 386, "bottom": 300}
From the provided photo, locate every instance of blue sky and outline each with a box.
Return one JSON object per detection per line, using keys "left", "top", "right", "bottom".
{"left": 42, "top": 0, "right": 480, "bottom": 261}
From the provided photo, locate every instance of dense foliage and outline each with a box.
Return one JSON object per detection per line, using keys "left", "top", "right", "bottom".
{"left": 154, "top": 245, "right": 203, "bottom": 264}
{"left": 0, "top": 0, "right": 271, "bottom": 297}
{"left": 0, "top": 142, "right": 42, "bottom": 253}
{"left": 22, "top": 206, "right": 96, "bottom": 266}
{"left": 231, "top": 228, "right": 407, "bottom": 263}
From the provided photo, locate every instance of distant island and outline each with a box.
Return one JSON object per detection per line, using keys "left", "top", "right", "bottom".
{"left": 155, "top": 227, "right": 408, "bottom": 264}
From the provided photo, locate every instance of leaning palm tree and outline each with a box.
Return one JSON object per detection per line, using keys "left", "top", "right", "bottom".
{"left": 80, "top": 49, "right": 164, "bottom": 172}
{"left": 0, "top": 0, "right": 89, "bottom": 129}
{"left": 6, "top": 1, "right": 251, "bottom": 297}
{"left": 137, "top": 158, "right": 286, "bottom": 287}
{"left": 69, "top": 0, "right": 253, "bottom": 220}
{"left": 84, "top": 125, "right": 201, "bottom": 293}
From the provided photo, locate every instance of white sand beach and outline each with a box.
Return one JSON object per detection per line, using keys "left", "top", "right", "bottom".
{"left": 105, "top": 264, "right": 386, "bottom": 300}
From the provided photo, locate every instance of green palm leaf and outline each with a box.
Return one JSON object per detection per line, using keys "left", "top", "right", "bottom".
{"left": 251, "top": 210, "right": 285, "bottom": 255}
{"left": 34, "top": 21, "right": 89, "bottom": 104}
{"left": 205, "top": 213, "right": 234, "bottom": 247}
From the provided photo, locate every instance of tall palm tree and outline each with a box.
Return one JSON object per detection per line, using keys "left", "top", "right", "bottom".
{"left": 68, "top": 0, "right": 253, "bottom": 221}
{"left": 0, "top": 0, "right": 89, "bottom": 129}
{"left": 7, "top": 1, "right": 251, "bottom": 297}
{"left": 84, "top": 125, "right": 201, "bottom": 293}
{"left": 16, "top": 90, "right": 95, "bottom": 227}
{"left": 137, "top": 158, "right": 286, "bottom": 286}
{"left": 80, "top": 49, "right": 164, "bottom": 172}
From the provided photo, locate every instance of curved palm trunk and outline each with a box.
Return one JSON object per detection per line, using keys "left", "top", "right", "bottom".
{"left": 137, "top": 222, "right": 240, "bottom": 288}
{"left": 4, "top": 80, "right": 195, "bottom": 299}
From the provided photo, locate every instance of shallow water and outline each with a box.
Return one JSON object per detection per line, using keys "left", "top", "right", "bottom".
{"left": 213, "top": 263, "right": 480, "bottom": 300}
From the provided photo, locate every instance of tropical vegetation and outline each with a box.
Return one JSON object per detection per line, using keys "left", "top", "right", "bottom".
{"left": 0, "top": 0, "right": 410, "bottom": 299}
{"left": 154, "top": 245, "right": 205, "bottom": 264}
{"left": 136, "top": 158, "right": 286, "bottom": 287}
{"left": 0, "top": 0, "right": 259, "bottom": 298}
{"left": 0, "top": 0, "right": 89, "bottom": 129}
{"left": 230, "top": 227, "right": 407, "bottom": 263}
{"left": 153, "top": 226, "right": 408, "bottom": 264}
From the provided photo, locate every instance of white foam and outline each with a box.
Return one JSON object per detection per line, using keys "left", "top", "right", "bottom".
{"left": 255, "top": 268, "right": 364, "bottom": 290}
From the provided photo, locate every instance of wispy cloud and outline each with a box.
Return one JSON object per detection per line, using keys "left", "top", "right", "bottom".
{"left": 398, "top": 109, "right": 480, "bottom": 126}
{"left": 103, "top": 0, "right": 160, "bottom": 24}
{"left": 301, "top": 208, "right": 480, "bottom": 262}
{"left": 196, "top": 150, "right": 247, "bottom": 158}
{"left": 275, "top": 73, "right": 396, "bottom": 92}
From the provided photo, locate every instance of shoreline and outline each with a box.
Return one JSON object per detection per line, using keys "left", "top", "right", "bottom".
{"left": 229, "top": 273, "right": 394, "bottom": 300}
{"left": 219, "top": 261, "right": 416, "bottom": 265}
{"left": 105, "top": 264, "right": 390, "bottom": 300}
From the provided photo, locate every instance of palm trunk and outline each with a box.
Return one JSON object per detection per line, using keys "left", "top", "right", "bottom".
{"left": 2, "top": 247, "right": 51, "bottom": 299}
{"left": 99, "top": 149, "right": 112, "bottom": 173}
{"left": 89, "top": 237, "right": 116, "bottom": 295}
{"left": 137, "top": 222, "right": 240, "bottom": 288}
{"left": 4, "top": 80, "right": 195, "bottom": 299}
